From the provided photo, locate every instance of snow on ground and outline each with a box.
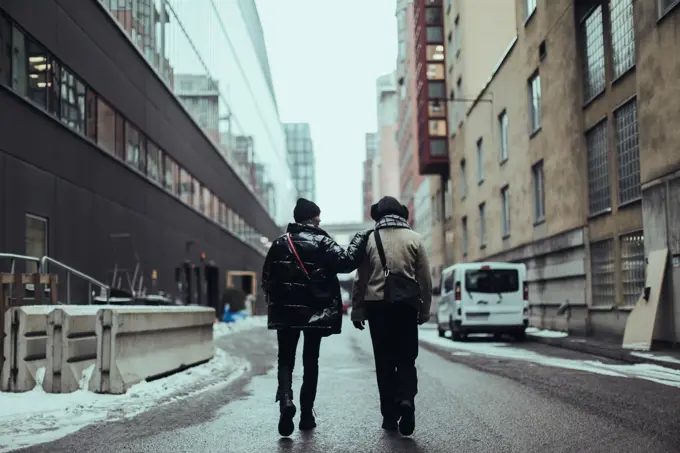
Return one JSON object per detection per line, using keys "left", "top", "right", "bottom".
{"left": 525, "top": 326, "right": 569, "bottom": 338}
{"left": 0, "top": 316, "right": 266, "bottom": 452}
{"left": 419, "top": 328, "right": 680, "bottom": 389}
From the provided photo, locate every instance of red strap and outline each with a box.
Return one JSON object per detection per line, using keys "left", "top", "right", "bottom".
{"left": 286, "top": 234, "right": 309, "bottom": 277}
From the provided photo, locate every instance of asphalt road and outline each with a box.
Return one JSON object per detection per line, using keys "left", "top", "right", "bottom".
{"left": 11, "top": 322, "right": 680, "bottom": 453}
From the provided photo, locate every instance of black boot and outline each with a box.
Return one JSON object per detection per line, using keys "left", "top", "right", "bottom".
{"left": 382, "top": 417, "right": 398, "bottom": 431}
{"left": 277, "top": 367, "right": 296, "bottom": 437}
{"left": 397, "top": 400, "right": 415, "bottom": 436}
{"left": 299, "top": 409, "right": 316, "bottom": 431}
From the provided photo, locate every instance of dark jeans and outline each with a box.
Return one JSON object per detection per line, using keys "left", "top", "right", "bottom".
{"left": 277, "top": 329, "right": 322, "bottom": 413}
{"left": 366, "top": 302, "right": 419, "bottom": 420}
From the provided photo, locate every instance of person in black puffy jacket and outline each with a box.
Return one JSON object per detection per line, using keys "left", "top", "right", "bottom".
{"left": 262, "top": 198, "right": 370, "bottom": 437}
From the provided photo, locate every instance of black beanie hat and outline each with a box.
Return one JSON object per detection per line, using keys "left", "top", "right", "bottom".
{"left": 293, "top": 198, "right": 321, "bottom": 223}
{"left": 370, "top": 196, "right": 409, "bottom": 222}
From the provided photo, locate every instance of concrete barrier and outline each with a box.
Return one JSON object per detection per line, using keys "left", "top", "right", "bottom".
{"left": 1, "top": 306, "right": 54, "bottom": 392}
{"left": 44, "top": 306, "right": 99, "bottom": 394}
{"left": 90, "top": 306, "right": 215, "bottom": 394}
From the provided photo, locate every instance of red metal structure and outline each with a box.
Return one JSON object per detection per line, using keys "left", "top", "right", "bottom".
{"left": 414, "top": 0, "right": 449, "bottom": 175}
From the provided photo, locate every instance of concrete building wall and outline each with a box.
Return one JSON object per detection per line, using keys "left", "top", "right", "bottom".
{"left": 376, "top": 73, "right": 400, "bottom": 201}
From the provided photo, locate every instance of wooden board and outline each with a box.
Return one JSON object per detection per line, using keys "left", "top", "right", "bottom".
{"left": 622, "top": 248, "right": 668, "bottom": 350}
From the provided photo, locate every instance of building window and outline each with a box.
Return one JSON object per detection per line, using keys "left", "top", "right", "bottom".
{"left": 192, "top": 179, "right": 201, "bottom": 210}
{"left": 448, "top": 90, "right": 456, "bottom": 133}
{"left": 96, "top": 98, "right": 116, "bottom": 155}
{"left": 429, "top": 119, "right": 447, "bottom": 136}
{"left": 526, "top": 0, "right": 537, "bottom": 19}
{"left": 586, "top": 120, "right": 611, "bottom": 215}
{"left": 428, "top": 81, "right": 446, "bottom": 98}
{"left": 179, "top": 169, "right": 192, "bottom": 204}
{"left": 430, "top": 138, "right": 448, "bottom": 156}
{"left": 590, "top": 239, "right": 616, "bottom": 306}
{"left": 476, "top": 138, "right": 484, "bottom": 183}
{"left": 125, "top": 121, "right": 146, "bottom": 173}
{"left": 25, "top": 214, "right": 47, "bottom": 273}
{"left": 610, "top": 0, "right": 635, "bottom": 78}
{"left": 501, "top": 186, "right": 510, "bottom": 238}
{"left": 147, "top": 141, "right": 162, "bottom": 183}
{"left": 581, "top": 6, "right": 606, "bottom": 101}
{"left": 212, "top": 194, "right": 219, "bottom": 222}
{"left": 453, "top": 15, "right": 461, "bottom": 55}
{"left": 460, "top": 159, "right": 467, "bottom": 198}
{"left": 462, "top": 216, "right": 468, "bottom": 256}
{"left": 532, "top": 160, "right": 545, "bottom": 222}
{"left": 658, "top": 0, "right": 680, "bottom": 17}
{"left": 202, "top": 187, "right": 211, "bottom": 218}
{"left": 114, "top": 113, "right": 125, "bottom": 159}
{"left": 528, "top": 72, "right": 541, "bottom": 132}
{"left": 444, "top": 179, "right": 452, "bottom": 220}
{"left": 0, "top": 12, "right": 10, "bottom": 86}
{"left": 164, "top": 154, "right": 177, "bottom": 194}
{"left": 86, "top": 90, "right": 97, "bottom": 141}
{"left": 499, "top": 110, "right": 509, "bottom": 161}
{"left": 615, "top": 99, "right": 641, "bottom": 204}
{"left": 479, "top": 203, "right": 486, "bottom": 247}
{"left": 59, "top": 66, "right": 86, "bottom": 133}
{"left": 456, "top": 78, "right": 464, "bottom": 124}
{"left": 426, "top": 26, "right": 443, "bottom": 42}
{"left": 620, "top": 232, "right": 645, "bottom": 306}
{"left": 12, "top": 28, "right": 50, "bottom": 110}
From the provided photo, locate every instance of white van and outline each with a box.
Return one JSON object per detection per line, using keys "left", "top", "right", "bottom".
{"left": 435, "top": 262, "right": 529, "bottom": 341}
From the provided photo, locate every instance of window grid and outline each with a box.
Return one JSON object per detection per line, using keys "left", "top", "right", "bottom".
{"left": 615, "top": 100, "right": 641, "bottom": 204}
{"left": 501, "top": 186, "right": 510, "bottom": 237}
{"left": 586, "top": 121, "right": 611, "bottom": 214}
{"left": 532, "top": 161, "right": 545, "bottom": 222}
{"left": 499, "top": 111, "right": 508, "bottom": 161}
{"left": 610, "top": 0, "right": 635, "bottom": 78}
{"left": 581, "top": 6, "right": 606, "bottom": 101}
{"left": 529, "top": 74, "right": 541, "bottom": 131}
{"left": 620, "top": 232, "right": 645, "bottom": 306}
{"left": 590, "top": 239, "right": 616, "bottom": 306}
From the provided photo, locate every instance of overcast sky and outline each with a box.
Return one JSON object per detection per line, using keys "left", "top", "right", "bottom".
{"left": 256, "top": 0, "right": 397, "bottom": 224}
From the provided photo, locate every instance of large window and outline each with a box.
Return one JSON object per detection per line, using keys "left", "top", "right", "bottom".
{"left": 501, "top": 186, "right": 510, "bottom": 238}
{"left": 610, "top": 0, "right": 635, "bottom": 78}
{"left": 0, "top": 12, "right": 9, "bottom": 86}
{"left": 125, "top": 121, "right": 146, "bottom": 173}
{"left": 192, "top": 179, "right": 201, "bottom": 211}
{"left": 615, "top": 99, "right": 641, "bottom": 204}
{"left": 164, "top": 155, "right": 179, "bottom": 195}
{"left": 499, "top": 110, "right": 509, "bottom": 161}
{"left": 96, "top": 98, "right": 116, "bottom": 155}
{"left": 25, "top": 214, "right": 47, "bottom": 273}
{"left": 147, "top": 141, "right": 162, "bottom": 184}
{"left": 581, "top": 6, "right": 606, "bottom": 101}
{"left": 528, "top": 73, "right": 541, "bottom": 132}
{"left": 179, "top": 169, "right": 192, "bottom": 204}
{"left": 426, "top": 26, "right": 443, "bottom": 42}
{"left": 586, "top": 120, "right": 611, "bottom": 214}
{"left": 461, "top": 216, "right": 468, "bottom": 256}
{"left": 590, "top": 239, "right": 616, "bottom": 306}
{"left": 427, "top": 81, "right": 446, "bottom": 98}
{"left": 465, "top": 269, "right": 519, "bottom": 293}
{"left": 620, "top": 232, "right": 645, "bottom": 306}
{"left": 12, "top": 28, "right": 49, "bottom": 109}
{"left": 459, "top": 159, "right": 467, "bottom": 198}
{"left": 202, "top": 187, "right": 211, "bottom": 218}
{"left": 60, "top": 66, "right": 87, "bottom": 133}
{"left": 532, "top": 160, "right": 545, "bottom": 222}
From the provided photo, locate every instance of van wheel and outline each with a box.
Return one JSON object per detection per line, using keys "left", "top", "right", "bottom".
{"left": 515, "top": 330, "right": 526, "bottom": 342}
{"left": 438, "top": 328, "right": 446, "bottom": 337}
{"left": 452, "top": 331, "right": 463, "bottom": 341}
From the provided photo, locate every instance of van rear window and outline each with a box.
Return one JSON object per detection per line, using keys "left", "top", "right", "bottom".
{"left": 464, "top": 269, "right": 519, "bottom": 293}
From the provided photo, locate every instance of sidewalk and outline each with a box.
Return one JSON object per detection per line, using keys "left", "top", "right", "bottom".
{"left": 526, "top": 328, "right": 680, "bottom": 371}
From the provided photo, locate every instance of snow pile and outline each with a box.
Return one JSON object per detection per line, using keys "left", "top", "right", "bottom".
{"left": 419, "top": 329, "right": 680, "bottom": 389}
{"left": 0, "top": 316, "right": 264, "bottom": 452}
{"left": 525, "top": 327, "right": 569, "bottom": 338}
{"left": 213, "top": 315, "right": 267, "bottom": 338}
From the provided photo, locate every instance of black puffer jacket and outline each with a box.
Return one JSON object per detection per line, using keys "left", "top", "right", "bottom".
{"left": 263, "top": 223, "right": 370, "bottom": 335}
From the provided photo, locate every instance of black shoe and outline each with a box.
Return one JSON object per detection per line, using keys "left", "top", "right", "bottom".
{"left": 278, "top": 398, "right": 296, "bottom": 437}
{"left": 397, "top": 401, "right": 415, "bottom": 436}
{"left": 299, "top": 410, "right": 316, "bottom": 431}
{"left": 382, "top": 418, "right": 398, "bottom": 431}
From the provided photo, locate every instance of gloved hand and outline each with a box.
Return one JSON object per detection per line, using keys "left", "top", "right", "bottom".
{"left": 353, "top": 320, "right": 365, "bottom": 330}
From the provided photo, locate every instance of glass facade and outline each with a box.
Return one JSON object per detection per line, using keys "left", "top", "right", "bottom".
{"left": 284, "top": 123, "right": 316, "bottom": 201}
{"left": 96, "top": 0, "right": 296, "bottom": 225}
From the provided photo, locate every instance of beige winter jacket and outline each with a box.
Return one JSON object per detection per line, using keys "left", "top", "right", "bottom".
{"left": 351, "top": 222, "right": 432, "bottom": 323}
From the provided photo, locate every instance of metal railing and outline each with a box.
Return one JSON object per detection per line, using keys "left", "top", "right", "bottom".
{"left": 0, "top": 253, "right": 41, "bottom": 274}
{"left": 40, "top": 256, "right": 109, "bottom": 304}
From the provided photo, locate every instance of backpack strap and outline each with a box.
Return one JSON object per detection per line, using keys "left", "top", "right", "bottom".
{"left": 374, "top": 229, "right": 389, "bottom": 276}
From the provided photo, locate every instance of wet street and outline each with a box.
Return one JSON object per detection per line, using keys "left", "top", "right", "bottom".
{"left": 11, "top": 322, "right": 680, "bottom": 453}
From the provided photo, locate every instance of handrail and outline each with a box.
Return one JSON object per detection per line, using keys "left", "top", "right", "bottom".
{"left": 40, "top": 256, "right": 110, "bottom": 304}
{"left": 0, "top": 253, "right": 41, "bottom": 273}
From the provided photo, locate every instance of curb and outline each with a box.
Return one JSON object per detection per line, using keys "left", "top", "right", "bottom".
{"left": 527, "top": 334, "right": 680, "bottom": 371}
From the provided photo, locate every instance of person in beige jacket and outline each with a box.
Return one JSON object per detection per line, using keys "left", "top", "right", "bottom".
{"left": 351, "top": 196, "right": 432, "bottom": 436}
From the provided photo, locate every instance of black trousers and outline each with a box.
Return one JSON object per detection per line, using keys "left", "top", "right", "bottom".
{"left": 277, "top": 329, "right": 322, "bottom": 413}
{"left": 365, "top": 302, "right": 419, "bottom": 420}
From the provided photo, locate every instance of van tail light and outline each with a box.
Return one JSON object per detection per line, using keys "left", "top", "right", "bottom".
{"left": 455, "top": 282, "right": 461, "bottom": 301}
{"left": 523, "top": 282, "right": 529, "bottom": 301}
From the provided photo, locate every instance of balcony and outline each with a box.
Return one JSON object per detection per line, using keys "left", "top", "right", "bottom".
{"left": 414, "top": 0, "right": 449, "bottom": 175}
